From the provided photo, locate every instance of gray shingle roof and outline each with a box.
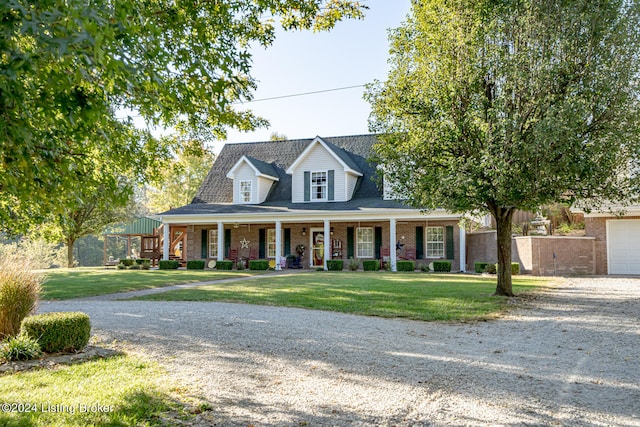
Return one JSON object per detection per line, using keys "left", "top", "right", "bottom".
{"left": 191, "top": 134, "right": 383, "bottom": 206}
{"left": 244, "top": 156, "right": 279, "bottom": 179}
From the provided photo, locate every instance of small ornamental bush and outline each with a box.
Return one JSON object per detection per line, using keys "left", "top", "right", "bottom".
{"left": 420, "top": 263, "right": 431, "bottom": 272}
{"left": 432, "top": 260, "right": 452, "bottom": 272}
{"left": 0, "top": 261, "right": 42, "bottom": 339}
{"left": 158, "top": 260, "right": 180, "bottom": 270}
{"left": 348, "top": 257, "right": 359, "bottom": 271}
{"left": 140, "top": 261, "right": 151, "bottom": 270}
{"left": 396, "top": 261, "right": 415, "bottom": 272}
{"left": 496, "top": 262, "right": 521, "bottom": 275}
{"left": 326, "top": 260, "right": 343, "bottom": 271}
{"left": 216, "top": 260, "right": 234, "bottom": 270}
{"left": 0, "top": 334, "right": 42, "bottom": 361}
{"left": 362, "top": 260, "right": 380, "bottom": 271}
{"left": 248, "top": 260, "right": 269, "bottom": 270}
{"left": 116, "top": 263, "right": 126, "bottom": 270}
{"left": 135, "top": 258, "right": 151, "bottom": 265}
{"left": 474, "top": 262, "right": 491, "bottom": 273}
{"left": 119, "top": 259, "right": 135, "bottom": 267}
{"left": 484, "top": 263, "right": 497, "bottom": 274}
{"left": 186, "top": 260, "right": 205, "bottom": 270}
{"left": 21, "top": 312, "right": 91, "bottom": 353}
{"left": 127, "top": 263, "right": 141, "bottom": 270}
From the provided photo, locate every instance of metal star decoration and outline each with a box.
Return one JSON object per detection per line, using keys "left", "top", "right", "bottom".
{"left": 240, "top": 237, "right": 250, "bottom": 249}
{"left": 396, "top": 240, "right": 405, "bottom": 251}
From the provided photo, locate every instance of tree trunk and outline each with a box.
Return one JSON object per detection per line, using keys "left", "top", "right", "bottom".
{"left": 66, "top": 238, "right": 76, "bottom": 268}
{"left": 493, "top": 207, "right": 515, "bottom": 296}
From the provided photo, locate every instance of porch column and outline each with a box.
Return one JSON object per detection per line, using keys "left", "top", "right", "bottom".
{"left": 323, "top": 219, "right": 331, "bottom": 271}
{"left": 389, "top": 218, "right": 397, "bottom": 272}
{"left": 459, "top": 225, "right": 466, "bottom": 272}
{"left": 162, "top": 223, "right": 169, "bottom": 261}
{"left": 275, "top": 220, "right": 282, "bottom": 271}
{"left": 217, "top": 222, "right": 224, "bottom": 261}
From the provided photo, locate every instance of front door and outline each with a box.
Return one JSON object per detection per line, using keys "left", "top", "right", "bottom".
{"left": 310, "top": 228, "right": 325, "bottom": 267}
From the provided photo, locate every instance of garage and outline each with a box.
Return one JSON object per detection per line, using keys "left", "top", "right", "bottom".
{"left": 607, "top": 220, "right": 640, "bottom": 274}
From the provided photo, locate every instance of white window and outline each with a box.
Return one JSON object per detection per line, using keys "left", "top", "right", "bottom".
{"left": 208, "top": 229, "right": 218, "bottom": 258}
{"left": 426, "top": 226, "right": 444, "bottom": 258}
{"left": 267, "top": 228, "right": 276, "bottom": 258}
{"left": 311, "top": 172, "right": 327, "bottom": 200}
{"left": 356, "top": 227, "right": 374, "bottom": 258}
{"left": 240, "top": 180, "right": 252, "bottom": 203}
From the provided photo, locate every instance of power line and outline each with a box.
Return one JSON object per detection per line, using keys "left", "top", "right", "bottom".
{"left": 236, "top": 84, "right": 366, "bottom": 104}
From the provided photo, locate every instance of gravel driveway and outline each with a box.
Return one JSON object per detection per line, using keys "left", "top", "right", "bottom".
{"left": 39, "top": 277, "right": 640, "bottom": 426}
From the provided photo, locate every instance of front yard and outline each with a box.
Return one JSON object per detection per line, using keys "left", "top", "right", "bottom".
{"left": 134, "top": 271, "right": 551, "bottom": 322}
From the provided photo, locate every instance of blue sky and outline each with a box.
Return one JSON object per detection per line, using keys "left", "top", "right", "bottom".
{"left": 216, "top": 0, "right": 411, "bottom": 152}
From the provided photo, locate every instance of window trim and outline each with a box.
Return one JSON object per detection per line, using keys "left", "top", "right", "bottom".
{"left": 356, "top": 227, "right": 374, "bottom": 259}
{"left": 239, "top": 180, "right": 252, "bottom": 203}
{"left": 208, "top": 229, "right": 218, "bottom": 258}
{"left": 426, "top": 226, "right": 445, "bottom": 258}
{"left": 267, "top": 228, "right": 276, "bottom": 258}
{"left": 310, "top": 171, "right": 328, "bottom": 201}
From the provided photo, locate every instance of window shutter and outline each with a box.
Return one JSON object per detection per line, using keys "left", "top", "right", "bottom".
{"left": 347, "top": 227, "right": 354, "bottom": 258}
{"left": 201, "top": 230, "right": 208, "bottom": 258}
{"left": 304, "top": 171, "right": 310, "bottom": 202}
{"left": 328, "top": 170, "right": 334, "bottom": 201}
{"left": 415, "top": 226, "right": 424, "bottom": 259}
{"left": 446, "top": 225, "right": 454, "bottom": 259}
{"left": 375, "top": 227, "right": 382, "bottom": 259}
{"left": 259, "top": 229, "right": 266, "bottom": 259}
{"left": 284, "top": 228, "right": 291, "bottom": 255}
{"left": 225, "top": 229, "right": 231, "bottom": 258}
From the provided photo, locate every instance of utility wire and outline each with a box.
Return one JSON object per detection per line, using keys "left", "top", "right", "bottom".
{"left": 235, "top": 84, "right": 366, "bottom": 105}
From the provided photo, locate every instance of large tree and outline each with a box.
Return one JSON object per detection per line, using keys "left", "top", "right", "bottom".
{"left": 366, "top": 0, "right": 640, "bottom": 295}
{"left": 0, "top": 0, "right": 366, "bottom": 232}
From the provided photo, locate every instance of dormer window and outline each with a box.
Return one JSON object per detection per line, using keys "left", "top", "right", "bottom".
{"left": 311, "top": 172, "right": 327, "bottom": 200}
{"left": 240, "top": 180, "right": 252, "bottom": 203}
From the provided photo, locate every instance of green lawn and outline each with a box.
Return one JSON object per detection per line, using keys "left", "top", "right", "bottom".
{"left": 0, "top": 354, "right": 203, "bottom": 426}
{"left": 135, "top": 272, "right": 551, "bottom": 321}
{"left": 41, "top": 268, "right": 263, "bottom": 300}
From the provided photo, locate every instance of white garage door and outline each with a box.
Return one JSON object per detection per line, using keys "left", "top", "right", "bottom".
{"left": 608, "top": 220, "right": 640, "bottom": 274}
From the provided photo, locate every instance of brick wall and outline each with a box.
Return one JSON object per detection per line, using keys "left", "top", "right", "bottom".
{"left": 584, "top": 215, "right": 640, "bottom": 274}
{"left": 466, "top": 231, "right": 498, "bottom": 269}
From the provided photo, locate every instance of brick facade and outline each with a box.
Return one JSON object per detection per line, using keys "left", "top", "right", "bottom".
{"left": 584, "top": 215, "right": 640, "bottom": 274}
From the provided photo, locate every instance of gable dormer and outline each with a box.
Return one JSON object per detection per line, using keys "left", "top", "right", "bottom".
{"left": 226, "top": 155, "right": 279, "bottom": 204}
{"left": 285, "top": 136, "right": 363, "bottom": 203}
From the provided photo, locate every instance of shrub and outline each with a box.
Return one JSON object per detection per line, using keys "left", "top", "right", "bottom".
{"left": 249, "top": 260, "right": 269, "bottom": 270}
{"left": 116, "top": 263, "right": 126, "bottom": 270}
{"left": 362, "top": 260, "right": 380, "bottom": 271}
{"left": 326, "top": 260, "right": 343, "bottom": 271}
{"left": 140, "top": 261, "right": 151, "bottom": 270}
{"left": 119, "top": 259, "right": 135, "bottom": 267}
{"left": 0, "top": 261, "right": 42, "bottom": 339}
{"left": 158, "top": 260, "right": 180, "bottom": 270}
{"left": 0, "top": 334, "right": 42, "bottom": 361}
{"left": 420, "top": 263, "right": 431, "bottom": 272}
{"left": 236, "top": 261, "right": 245, "bottom": 270}
{"left": 484, "top": 263, "right": 497, "bottom": 274}
{"left": 432, "top": 260, "right": 452, "bottom": 272}
{"left": 21, "top": 312, "right": 91, "bottom": 353}
{"left": 187, "top": 260, "right": 206, "bottom": 270}
{"left": 127, "top": 263, "right": 141, "bottom": 270}
{"left": 474, "top": 262, "right": 491, "bottom": 274}
{"left": 396, "top": 261, "right": 415, "bottom": 272}
{"left": 348, "top": 257, "right": 359, "bottom": 271}
{"left": 496, "top": 262, "right": 521, "bottom": 275}
{"left": 134, "top": 258, "right": 151, "bottom": 265}
{"left": 216, "top": 260, "right": 234, "bottom": 270}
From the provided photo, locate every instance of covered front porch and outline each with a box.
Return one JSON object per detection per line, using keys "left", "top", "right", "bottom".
{"left": 159, "top": 210, "right": 466, "bottom": 272}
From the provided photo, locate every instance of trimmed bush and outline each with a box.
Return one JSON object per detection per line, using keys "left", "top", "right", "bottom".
{"left": 116, "top": 263, "right": 126, "bottom": 270}
{"left": 496, "top": 262, "right": 521, "bottom": 275}
{"left": 420, "top": 263, "right": 430, "bottom": 272}
{"left": 134, "top": 258, "right": 151, "bottom": 265}
{"left": 216, "top": 260, "right": 234, "bottom": 270}
{"left": 432, "top": 260, "right": 452, "bottom": 272}
{"left": 0, "top": 261, "right": 42, "bottom": 339}
{"left": 396, "top": 261, "right": 415, "bottom": 272}
{"left": 348, "top": 257, "right": 359, "bottom": 271}
{"left": 140, "top": 261, "right": 151, "bottom": 270}
{"left": 119, "top": 259, "right": 135, "bottom": 267}
{"left": 485, "top": 263, "right": 497, "bottom": 274}
{"left": 127, "top": 263, "right": 141, "bottom": 270}
{"left": 21, "top": 312, "right": 91, "bottom": 353}
{"left": 158, "top": 260, "right": 180, "bottom": 270}
{"left": 0, "top": 334, "right": 42, "bottom": 361}
{"left": 362, "top": 260, "right": 380, "bottom": 271}
{"left": 326, "top": 260, "right": 343, "bottom": 271}
{"left": 249, "top": 260, "right": 269, "bottom": 270}
{"left": 187, "top": 260, "right": 206, "bottom": 270}
{"left": 474, "top": 262, "right": 491, "bottom": 274}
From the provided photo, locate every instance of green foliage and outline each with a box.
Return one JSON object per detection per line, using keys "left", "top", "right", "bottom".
{"left": 432, "top": 261, "right": 452, "bottom": 273}
{"left": 21, "top": 312, "right": 91, "bottom": 353}
{"left": 348, "top": 257, "right": 360, "bottom": 271}
{"left": 362, "top": 260, "right": 380, "bottom": 271}
{"left": 0, "top": 333, "right": 42, "bottom": 361}
{"left": 120, "top": 259, "right": 136, "bottom": 267}
{"left": 1, "top": 1, "right": 366, "bottom": 234}
{"left": 186, "top": 260, "right": 206, "bottom": 270}
{"left": 116, "top": 263, "right": 126, "bottom": 270}
{"left": 420, "top": 264, "right": 431, "bottom": 272}
{"left": 475, "top": 262, "right": 492, "bottom": 274}
{"left": 134, "top": 258, "right": 151, "bottom": 265}
{"left": 326, "top": 260, "right": 344, "bottom": 271}
{"left": 496, "top": 263, "right": 521, "bottom": 276}
{"left": 0, "top": 238, "right": 66, "bottom": 270}
{"left": 366, "top": 0, "right": 640, "bottom": 295}
{"left": 127, "top": 263, "right": 141, "bottom": 270}
{"left": 140, "top": 261, "right": 151, "bottom": 270}
{"left": 249, "top": 260, "right": 270, "bottom": 270}
{"left": 396, "top": 261, "right": 415, "bottom": 272}
{"left": 158, "top": 260, "right": 180, "bottom": 270}
{"left": 216, "top": 261, "right": 234, "bottom": 271}
{"left": 0, "top": 260, "right": 42, "bottom": 339}
{"left": 485, "top": 264, "right": 497, "bottom": 274}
